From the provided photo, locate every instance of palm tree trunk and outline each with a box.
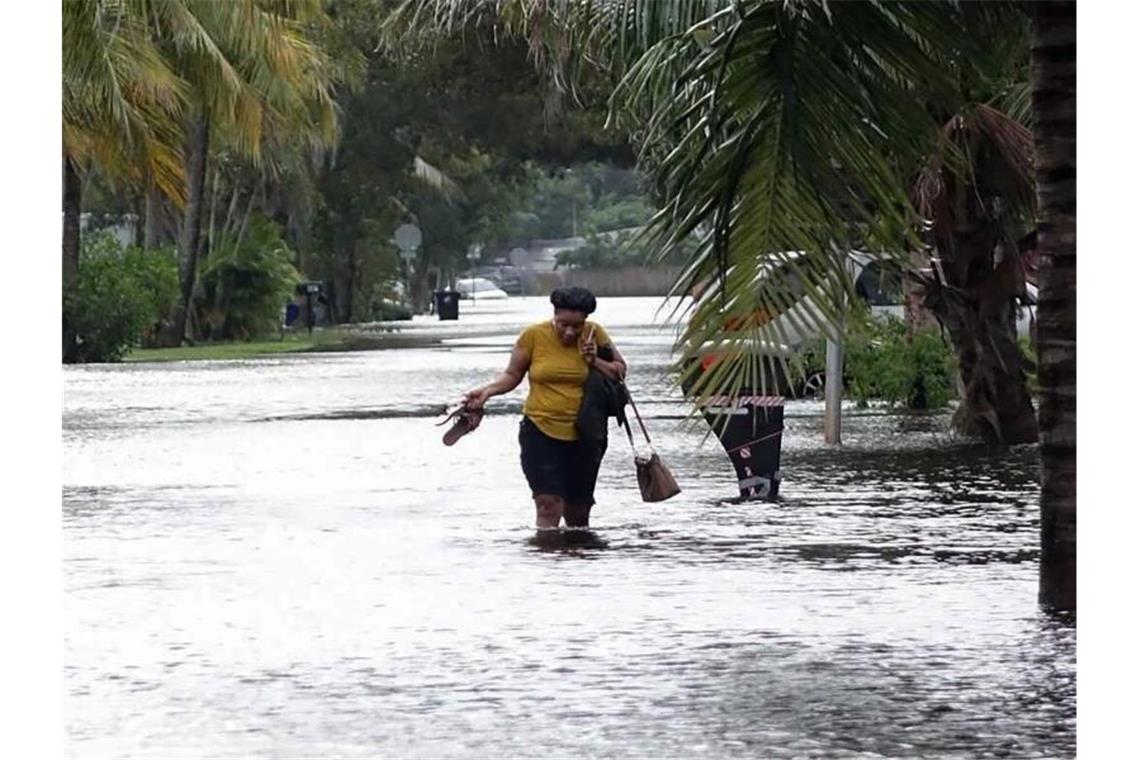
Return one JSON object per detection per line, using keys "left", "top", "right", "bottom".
{"left": 166, "top": 113, "right": 211, "bottom": 346}
{"left": 232, "top": 177, "right": 260, "bottom": 254}
{"left": 207, "top": 166, "right": 221, "bottom": 257}
{"left": 144, "top": 185, "right": 162, "bottom": 249}
{"left": 1031, "top": 0, "right": 1076, "bottom": 613}
{"left": 934, "top": 296, "right": 1038, "bottom": 444}
{"left": 62, "top": 152, "right": 82, "bottom": 363}
{"left": 132, "top": 192, "right": 145, "bottom": 248}
{"left": 922, "top": 236, "right": 1040, "bottom": 444}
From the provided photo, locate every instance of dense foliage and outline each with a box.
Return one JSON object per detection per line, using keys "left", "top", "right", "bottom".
{"left": 796, "top": 315, "right": 957, "bottom": 410}
{"left": 199, "top": 216, "right": 301, "bottom": 340}
{"left": 64, "top": 233, "right": 179, "bottom": 362}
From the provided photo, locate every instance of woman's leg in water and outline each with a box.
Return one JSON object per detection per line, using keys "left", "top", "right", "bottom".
{"left": 533, "top": 494, "right": 565, "bottom": 529}
{"left": 562, "top": 502, "right": 592, "bottom": 528}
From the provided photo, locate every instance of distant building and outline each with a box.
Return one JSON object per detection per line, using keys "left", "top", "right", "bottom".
{"left": 79, "top": 213, "right": 137, "bottom": 249}
{"left": 484, "top": 226, "right": 644, "bottom": 273}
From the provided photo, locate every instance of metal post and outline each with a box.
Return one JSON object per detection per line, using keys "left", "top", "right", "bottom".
{"left": 824, "top": 254, "right": 857, "bottom": 445}
{"left": 467, "top": 244, "right": 482, "bottom": 305}
{"left": 404, "top": 258, "right": 413, "bottom": 310}
{"left": 824, "top": 336, "right": 843, "bottom": 445}
{"left": 394, "top": 223, "right": 422, "bottom": 314}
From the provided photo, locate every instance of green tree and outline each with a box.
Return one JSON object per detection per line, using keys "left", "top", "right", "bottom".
{"left": 504, "top": 162, "right": 653, "bottom": 240}
{"left": 200, "top": 214, "right": 301, "bottom": 339}
{"left": 312, "top": 4, "right": 637, "bottom": 319}
{"left": 65, "top": 232, "right": 180, "bottom": 363}
{"left": 148, "top": 0, "right": 345, "bottom": 346}
{"left": 62, "top": 0, "right": 187, "bottom": 361}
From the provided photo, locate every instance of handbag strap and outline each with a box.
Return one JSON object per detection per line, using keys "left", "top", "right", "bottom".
{"left": 621, "top": 382, "right": 654, "bottom": 451}
{"left": 622, "top": 414, "right": 637, "bottom": 454}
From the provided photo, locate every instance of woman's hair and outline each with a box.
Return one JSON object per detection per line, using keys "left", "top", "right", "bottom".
{"left": 550, "top": 286, "right": 597, "bottom": 315}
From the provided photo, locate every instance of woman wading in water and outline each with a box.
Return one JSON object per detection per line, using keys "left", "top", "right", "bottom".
{"left": 462, "top": 287, "right": 627, "bottom": 529}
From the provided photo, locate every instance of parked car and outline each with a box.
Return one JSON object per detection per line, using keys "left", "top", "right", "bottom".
{"left": 473, "top": 266, "right": 523, "bottom": 295}
{"left": 455, "top": 276, "right": 509, "bottom": 300}
{"left": 690, "top": 250, "right": 1034, "bottom": 359}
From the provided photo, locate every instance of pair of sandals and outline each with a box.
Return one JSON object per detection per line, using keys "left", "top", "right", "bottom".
{"left": 437, "top": 401, "right": 484, "bottom": 446}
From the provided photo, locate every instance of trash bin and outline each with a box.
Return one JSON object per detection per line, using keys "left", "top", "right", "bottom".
{"left": 434, "top": 289, "right": 459, "bottom": 320}
{"left": 683, "top": 356, "right": 785, "bottom": 501}
{"left": 700, "top": 394, "right": 785, "bottom": 501}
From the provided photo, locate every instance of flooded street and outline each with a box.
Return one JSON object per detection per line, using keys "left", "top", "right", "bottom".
{"left": 64, "top": 297, "right": 1075, "bottom": 759}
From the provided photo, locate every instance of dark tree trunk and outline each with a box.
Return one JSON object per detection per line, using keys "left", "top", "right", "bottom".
{"left": 411, "top": 260, "right": 431, "bottom": 315}
{"left": 345, "top": 239, "right": 357, "bottom": 322}
{"left": 144, "top": 185, "right": 162, "bottom": 249}
{"left": 939, "top": 299, "right": 1038, "bottom": 444}
{"left": 922, "top": 230, "right": 1039, "bottom": 444}
{"left": 132, "top": 192, "right": 145, "bottom": 248}
{"left": 62, "top": 153, "right": 82, "bottom": 363}
{"left": 162, "top": 114, "right": 210, "bottom": 347}
{"left": 1031, "top": 0, "right": 1076, "bottom": 613}
{"left": 330, "top": 227, "right": 358, "bottom": 324}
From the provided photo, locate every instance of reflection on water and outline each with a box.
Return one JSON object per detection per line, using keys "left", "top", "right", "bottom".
{"left": 64, "top": 297, "right": 1074, "bottom": 758}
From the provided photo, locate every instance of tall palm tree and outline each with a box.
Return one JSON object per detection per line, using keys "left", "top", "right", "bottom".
{"left": 144, "top": 0, "right": 343, "bottom": 345}
{"left": 909, "top": 3, "right": 1041, "bottom": 444}
{"left": 1030, "top": 0, "right": 1076, "bottom": 612}
{"left": 62, "top": 0, "right": 188, "bottom": 361}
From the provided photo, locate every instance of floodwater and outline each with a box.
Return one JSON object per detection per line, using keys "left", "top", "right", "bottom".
{"left": 64, "top": 297, "right": 1075, "bottom": 759}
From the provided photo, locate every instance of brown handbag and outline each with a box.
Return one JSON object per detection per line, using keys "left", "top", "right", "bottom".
{"left": 623, "top": 386, "right": 681, "bottom": 502}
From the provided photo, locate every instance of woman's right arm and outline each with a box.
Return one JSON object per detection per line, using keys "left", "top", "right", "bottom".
{"left": 463, "top": 345, "right": 530, "bottom": 410}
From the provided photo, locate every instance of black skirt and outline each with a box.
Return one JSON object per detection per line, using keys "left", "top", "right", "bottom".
{"left": 518, "top": 416, "right": 607, "bottom": 506}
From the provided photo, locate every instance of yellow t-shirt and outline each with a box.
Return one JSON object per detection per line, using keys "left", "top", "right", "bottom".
{"left": 518, "top": 319, "right": 613, "bottom": 441}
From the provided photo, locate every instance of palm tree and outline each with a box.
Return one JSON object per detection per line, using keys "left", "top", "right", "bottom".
{"left": 1030, "top": 1, "right": 1076, "bottom": 612}
{"left": 62, "top": 0, "right": 188, "bottom": 360}
{"left": 143, "top": 0, "right": 343, "bottom": 345}
{"left": 909, "top": 4, "right": 1041, "bottom": 444}
{"left": 913, "top": 99, "right": 1040, "bottom": 444}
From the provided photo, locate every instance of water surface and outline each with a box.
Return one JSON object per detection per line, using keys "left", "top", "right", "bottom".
{"left": 64, "top": 297, "right": 1075, "bottom": 758}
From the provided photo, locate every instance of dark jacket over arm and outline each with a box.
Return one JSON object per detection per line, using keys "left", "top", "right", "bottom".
{"left": 576, "top": 345, "right": 629, "bottom": 447}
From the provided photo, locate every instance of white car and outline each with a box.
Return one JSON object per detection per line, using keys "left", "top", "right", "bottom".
{"left": 455, "top": 277, "right": 509, "bottom": 300}
{"left": 690, "top": 250, "right": 1034, "bottom": 359}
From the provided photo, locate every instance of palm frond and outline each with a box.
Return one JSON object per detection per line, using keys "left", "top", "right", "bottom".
{"left": 614, "top": 1, "right": 950, "bottom": 406}
{"left": 63, "top": 0, "right": 189, "bottom": 202}
{"left": 412, "top": 155, "right": 467, "bottom": 202}
{"left": 913, "top": 100, "right": 1035, "bottom": 255}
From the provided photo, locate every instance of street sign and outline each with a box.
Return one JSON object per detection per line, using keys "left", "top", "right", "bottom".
{"left": 508, "top": 247, "right": 528, "bottom": 268}
{"left": 394, "top": 223, "right": 422, "bottom": 255}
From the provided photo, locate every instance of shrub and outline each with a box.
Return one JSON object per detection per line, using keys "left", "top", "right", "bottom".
{"left": 64, "top": 233, "right": 179, "bottom": 362}
{"left": 794, "top": 313, "right": 957, "bottom": 409}
{"left": 369, "top": 300, "right": 413, "bottom": 321}
{"left": 199, "top": 215, "right": 300, "bottom": 340}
